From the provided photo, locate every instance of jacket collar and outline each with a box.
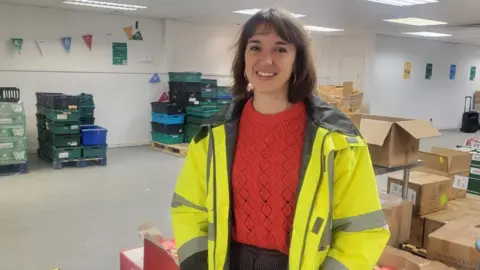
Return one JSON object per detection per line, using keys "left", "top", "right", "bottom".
{"left": 204, "top": 94, "right": 360, "bottom": 137}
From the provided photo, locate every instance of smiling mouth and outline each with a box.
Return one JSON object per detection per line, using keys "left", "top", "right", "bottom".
{"left": 256, "top": 71, "right": 277, "bottom": 77}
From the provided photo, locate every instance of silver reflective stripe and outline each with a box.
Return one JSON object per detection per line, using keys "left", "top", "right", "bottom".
{"left": 346, "top": 137, "right": 358, "bottom": 144}
{"left": 319, "top": 151, "right": 335, "bottom": 249}
{"left": 311, "top": 217, "right": 324, "bottom": 235}
{"left": 208, "top": 222, "right": 216, "bottom": 241}
{"left": 332, "top": 210, "right": 387, "bottom": 233}
{"left": 321, "top": 256, "right": 348, "bottom": 270}
{"left": 206, "top": 130, "right": 214, "bottom": 194}
{"left": 171, "top": 193, "right": 207, "bottom": 212}
{"left": 178, "top": 236, "right": 208, "bottom": 264}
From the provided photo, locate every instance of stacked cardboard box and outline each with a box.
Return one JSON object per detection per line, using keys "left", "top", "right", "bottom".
{"left": 377, "top": 246, "right": 454, "bottom": 270}
{"left": 316, "top": 81, "right": 363, "bottom": 113}
{"left": 456, "top": 145, "right": 480, "bottom": 195}
{"left": 380, "top": 193, "right": 413, "bottom": 247}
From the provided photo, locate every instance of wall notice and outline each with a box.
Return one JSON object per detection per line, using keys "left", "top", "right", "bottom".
{"left": 449, "top": 64, "right": 456, "bottom": 80}
{"left": 112, "top": 42, "right": 128, "bottom": 65}
{"left": 425, "top": 63, "right": 433, "bottom": 80}
{"left": 404, "top": 62, "right": 411, "bottom": 79}
{"left": 470, "top": 66, "right": 476, "bottom": 81}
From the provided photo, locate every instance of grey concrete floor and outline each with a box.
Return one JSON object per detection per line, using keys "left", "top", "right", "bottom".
{"left": 0, "top": 129, "right": 474, "bottom": 270}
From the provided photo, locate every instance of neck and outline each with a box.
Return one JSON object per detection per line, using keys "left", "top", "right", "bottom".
{"left": 252, "top": 89, "right": 291, "bottom": 115}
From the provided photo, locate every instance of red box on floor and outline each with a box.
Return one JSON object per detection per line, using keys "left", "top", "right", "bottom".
{"left": 120, "top": 222, "right": 179, "bottom": 270}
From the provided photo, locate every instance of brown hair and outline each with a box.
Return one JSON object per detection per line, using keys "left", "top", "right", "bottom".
{"left": 231, "top": 8, "right": 317, "bottom": 103}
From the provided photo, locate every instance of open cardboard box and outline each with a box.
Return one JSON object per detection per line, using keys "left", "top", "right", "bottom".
{"left": 378, "top": 246, "right": 454, "bottom": 270}
{"left": 120, "top": 222, "right": 179, "bottom": 270}
{"left": 360, "top": 115, "right": 440, "bottom": 168}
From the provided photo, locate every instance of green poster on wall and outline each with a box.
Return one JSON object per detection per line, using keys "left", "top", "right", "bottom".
{"left": 470, "top": 66, "right": 476, "bottom": 81}
{"left": 112, "top": 42, "right": 128, "bottom": 65}
{"left": 425, "top": 63, "right": 433, "bottom": 80}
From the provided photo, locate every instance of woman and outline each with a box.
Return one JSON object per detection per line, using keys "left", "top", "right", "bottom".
{"left": 171, "top": 8, "right": 389, "bottom": 270}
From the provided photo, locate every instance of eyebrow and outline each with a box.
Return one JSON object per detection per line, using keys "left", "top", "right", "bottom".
{"left": 248, "top": 39, "right": 289, "bottom": 46}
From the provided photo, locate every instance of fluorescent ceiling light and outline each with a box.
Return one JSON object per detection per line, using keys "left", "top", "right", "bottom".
{"left": 385, "top": 17, "right": 447, "bottom": 26}
{"left": 404, "top": 31, "right": 452, "bottom": 37}
{"left": 366, "top": 0, "right": 438, "bottom": 6}
{"left": 233, "top": 9, "right": 305, "bottom": 18}
{"left": 63, "top": 0, "right": 147, "bottom": 11}
{"left": 304, "top": 25, "right": 344, "bottom": 32}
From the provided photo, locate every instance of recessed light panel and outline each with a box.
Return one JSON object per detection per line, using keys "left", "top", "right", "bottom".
{"left": 304, "top": 25, "right": 344, "bottom": 32}
{"left": 385, "top": 17, "right": 447, "bottom": 26}
{"left": 232, "top": 9, "right": 305, "bottom": 18}
{"left": 367, "top": 0, "right": 438, "bottom": 6}
{"left": 63, "top": 0, "right": 147, "bottom": 11}
{"left": 404, "top": 31, "right": 452, "bottom": 37}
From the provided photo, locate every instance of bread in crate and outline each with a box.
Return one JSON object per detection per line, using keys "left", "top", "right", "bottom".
{"left": 316, "top": 81, "right": 363, "bottom": 113}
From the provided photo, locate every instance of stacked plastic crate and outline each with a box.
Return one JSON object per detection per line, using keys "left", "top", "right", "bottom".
{"left": 183, "top": 79, "right": 222, "bottom": 143}
{"left": 0, "top": 87, "right": 28, "bottom": 174}
{"left": 78, "top": 93, "right": 95, "bottom": 125}
{"left": 36, "top": 93, "right": 82, "bottom": 164}
{"left": 217, "top": 86, "right": 233, "bottom": 107}
{"left": 151, "top": 102, "right": 185, "bottom": 144}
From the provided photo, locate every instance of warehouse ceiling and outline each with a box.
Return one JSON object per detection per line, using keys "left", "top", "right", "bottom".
{"left": 1, "top": 0, "right": 480, "bottom": 45}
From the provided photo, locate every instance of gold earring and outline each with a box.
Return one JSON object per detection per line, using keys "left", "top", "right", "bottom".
{"left": 292, "top": 73, "right": 297, "bottom": 85}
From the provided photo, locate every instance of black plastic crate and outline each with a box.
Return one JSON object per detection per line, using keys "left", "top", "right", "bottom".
{"left": 169, "top": 90, "right": 202, "bottom": 106}
{"left": 80, "top": 117, "right": 95, "bottom": 125}
{"left": 0, "top": 87, "right": 20, "bottom": 103}
{"left": 151, "top": 102, "right": 184, "bottom": 114}
{"left": 36, "top": 92, "right": 79, "bottom": 110}
{"left": 169, "top": 82, "right": 202, "bottom": 93}
{"left": 151, "top": 122, "right": 184, "bottom": 135}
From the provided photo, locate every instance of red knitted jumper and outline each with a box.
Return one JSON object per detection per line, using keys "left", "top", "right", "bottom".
{"left": 231, "top": 98, "right": 307, "bottom": 255}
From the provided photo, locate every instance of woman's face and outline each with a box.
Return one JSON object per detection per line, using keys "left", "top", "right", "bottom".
{"left": 244, "top": 25, "right": 297, "bottom": 95}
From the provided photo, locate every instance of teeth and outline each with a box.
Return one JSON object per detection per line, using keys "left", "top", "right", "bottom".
{"left": 257, "top": 72, "right": 275, "bottom": 77}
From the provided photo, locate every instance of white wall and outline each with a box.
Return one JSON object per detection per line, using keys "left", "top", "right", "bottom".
{"left": 0, "top": 4, "right": 166, "bottom": 151}
{"left": 372, "top": 34, "right": 480, "bottom": 130}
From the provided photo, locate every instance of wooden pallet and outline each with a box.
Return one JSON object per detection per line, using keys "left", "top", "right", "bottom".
{"left": 38, "top": 150, "right": 107, "bottom": 169}
{"left": 0, "top": 162, "right": 28, "bottom": 176}
{"left": 401, "top": 243, "right": 427, "bottom": 258}
{"left": 152, "top": 141, "right": 188, "bottom": 157}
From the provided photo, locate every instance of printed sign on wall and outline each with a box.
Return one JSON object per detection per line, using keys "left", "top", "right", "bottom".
{"left": 425, "top": 63, "right": 433, "bottom": 80}
{"left": 449, "top": 64, "right": 456, "bottom": 80}
{"left": 471, "top": 66, "right": 477, "bottom": 81}
{"left": 112, "top": 42, "right": 128, "bottom": 65}
{"left": 404, "top": 62, "right": 411, "bottom": 79}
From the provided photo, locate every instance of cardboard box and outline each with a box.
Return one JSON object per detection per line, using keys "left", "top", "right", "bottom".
{"left": 428, "top": 216, "right": 480, "bottom": 270}
{"left": 388, "top": 171, "right": 450, "bottom": 215}
{"left": 360, "top": 115, "right": 440, "bottom": 167}
{"left": 418, "top": 147, "right": 472, "bottom": 200}
{"left": 378, "top": 246, "right": 454, "bottom": 270}
{"left": 346, "top": 113, "right": 362, "bottom": 129}
{"left": 380, "top": 193, "right": 413, "bottom": 247}
{"left": 455, "top": 146, "right": 480, "bottom": 196}
{"left": 410, "top": 215, "right": 425, "bottom": 248}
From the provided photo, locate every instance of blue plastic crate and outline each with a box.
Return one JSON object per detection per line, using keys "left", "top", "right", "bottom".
{"left": 80, "top": 125, "right": 108, "bottom": 146}
{"left": 151, "top": 113, "right": 185, "bottom": 124}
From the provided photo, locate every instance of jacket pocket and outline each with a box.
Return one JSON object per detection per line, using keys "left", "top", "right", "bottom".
{"left": 317, "top": 217, "right": 332, "bottom": 251}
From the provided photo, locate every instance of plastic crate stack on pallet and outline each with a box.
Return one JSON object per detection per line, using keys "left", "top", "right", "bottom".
{"left": 78, "top": 93, "right": 96, "bottom": 125}
{"left": 36, "top": 93, "right": 107, "bottom": 169}
{"left": 0, "top": 87, "right": 28, "bottom": 174}
{"left": 151, "top": 101, "right": 185, "bottom": 145}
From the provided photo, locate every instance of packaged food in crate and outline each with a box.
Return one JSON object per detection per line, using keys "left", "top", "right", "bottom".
{"left": 466, "top": 137, "right": 480, "bottom": 148}
{"left": 316, "top": 82, "right": 363, "bottom": 113}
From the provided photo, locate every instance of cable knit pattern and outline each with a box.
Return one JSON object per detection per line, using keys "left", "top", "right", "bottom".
{"left": 231, "top": 98, "right": 306, "bottom": 255}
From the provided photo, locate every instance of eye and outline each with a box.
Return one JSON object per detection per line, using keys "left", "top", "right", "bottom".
{"left": 248, "top": 45, "right": 261, "bottom": 52}
{"left": 275, "top": 47, "right": 288, "bottom": 53}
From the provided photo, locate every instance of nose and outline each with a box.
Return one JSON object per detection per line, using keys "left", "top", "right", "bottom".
{"left": 259, "top": 51, "right": 273, "bottom": 65}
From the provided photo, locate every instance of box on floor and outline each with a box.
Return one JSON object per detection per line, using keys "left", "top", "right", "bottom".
{"left": 120, "top": 223, "right": 179, "bottom": 270}
{"left": 388, "top": 171, "right": 450, "bottom": 216}
{"left": 428, "top": 215, "right": 480, "bottom": 270}
{"left": 377, "top": 246, "right": 454, "bottom": 270}
{"left": 416, "top": 146, "right": 472, "bottom": 200}
{"left": 360, "top": 115, "right": 440, "bottom": 168}
{"left": 455, "top": 146, "right": 480, "bottom": 196}
{"left": 380, "top": 193, "right": 413, "bottom": 248}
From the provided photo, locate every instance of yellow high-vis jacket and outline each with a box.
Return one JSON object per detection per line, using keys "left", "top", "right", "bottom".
{"left": 171, "top": 95, "right": 390, "bottom": 270}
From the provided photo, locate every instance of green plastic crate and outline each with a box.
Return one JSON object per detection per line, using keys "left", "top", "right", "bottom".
{"left": 168, "top": 72, "right": 202, "bottom": 83}
{"left": 44, "top": 131, "right": 80, "bottom": 147}
{"left": 0, "top": 114, "right": 25, "bottom": 125}
{"left": 186, "top": 106, "right": 220, "bottom": 117}
{"left": 45, "top": 121, "right": 80, "bottom": 135}
{"left": 80, "top": 106, "right": 95, "bottom": 117}
{"left": 186, "top": 115, "right": 208, "bottom": 125}
{"left": 37, "top": 125, "right": 47, "bottom": 140}
{"left": 36, "top": 104, "right": 46, "bottom": 115}
{"left": 151, "top": 131, "right": 184, "bottom": 144}
{"left": 80, "top": 117, "right": 95, "bottom": 125}
{"left": 0, "top": 148, "right": 27, "bottom": 165}
{"left": 0, "top": 124, "right": 25, "bottom": 138}
{"left": 43, "top": 144, "right": 82, "bottom": 160}
{"left": 45, "top": 107, "right": 80, "bottom": 122}
{"left": 78, "top": 93, "right": 94, "bottom": 106}
{"left": 83, "top": 145, "right": 107, "bottom": 158}
{"left": 0, "top": 102, "right": 24, "bottom": 115}
{"left": 0, "top": 137, "right": 27, "bottom": 150}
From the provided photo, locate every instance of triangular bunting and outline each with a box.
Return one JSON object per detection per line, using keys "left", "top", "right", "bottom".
{"left": 159, "top": 92, "right": 169, "bottom": 102}
{"left": 62, "top": 37, "right": 72, "bottom": 54}
{"left": 149, "top": 73, "right": 160, "bottom": 83}
{"left": 36, "top": 40, "right": 47, "bottom": 56}
{"left": 11, "top": 38, "right": 23, "bottom": 54}
{"left": 124, "top": 26, "right": 133, "bottom": 40}
{"left": 132, "top": 31, "right": 143, "bottom": 41}
{"left": 82, "top": 34, "right": 93, "bottom": 50}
